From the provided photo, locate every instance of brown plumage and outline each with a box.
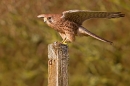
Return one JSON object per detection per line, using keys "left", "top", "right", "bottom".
{"left": 37, "top": 10, "right": 125, "bottom": 44}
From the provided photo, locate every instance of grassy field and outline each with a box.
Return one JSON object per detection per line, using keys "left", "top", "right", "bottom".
{"left": 0, "top": 0, "right": 130, "bottom": 86}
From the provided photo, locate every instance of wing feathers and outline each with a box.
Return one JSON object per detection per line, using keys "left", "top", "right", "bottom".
{"left": 78, "top": 26, "right": 113, "bottom": 44}
{"left": 61, "top": 10, "right": 125, "bottom": 25}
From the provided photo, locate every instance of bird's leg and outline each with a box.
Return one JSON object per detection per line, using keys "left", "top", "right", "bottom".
{"left": 58, "top": 32, "right": 67, "bottom": 44}
{"left": 61, "top": 38, "right": 67, "bottom": 44}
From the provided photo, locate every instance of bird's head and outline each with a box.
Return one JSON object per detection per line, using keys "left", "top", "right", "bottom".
{"left": 37, "top": 14, "right": 54, "bottom": 24}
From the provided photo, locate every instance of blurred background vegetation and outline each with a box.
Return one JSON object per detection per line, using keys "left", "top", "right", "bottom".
{"left": 0, "top": 0, "right": 130, "bottom": 86}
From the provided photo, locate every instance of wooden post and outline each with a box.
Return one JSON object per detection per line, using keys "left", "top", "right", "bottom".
{"left": 48, "top": 42, "right": 69, "bottom": 86}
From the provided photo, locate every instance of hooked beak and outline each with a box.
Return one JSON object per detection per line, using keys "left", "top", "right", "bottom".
{"left": 43, "top": 17, "right": 47, "bottom": 22}
{"left": 37, "top": 14, "right": 44, "bottom": 18}
{"left": 37, "top": 14, "right": 47, "bottom": 22}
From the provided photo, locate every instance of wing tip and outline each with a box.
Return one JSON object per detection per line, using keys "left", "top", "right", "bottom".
{"left": 108, "top": 12, "right": 125, "bottom": 19}
{"left": 108, "top": 41, "right": 113, "bottom": 45}
{"left": 120, "top": 13, "right": 125, "bottom": 17}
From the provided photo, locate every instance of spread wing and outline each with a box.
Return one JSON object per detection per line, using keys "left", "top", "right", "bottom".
{"left": 61, "top": 10, "right": 125, "bottom": 25}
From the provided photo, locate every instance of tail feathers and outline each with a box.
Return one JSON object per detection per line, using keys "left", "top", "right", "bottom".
{"left": 78, "top": 27, "right": 113, "bottom": 45}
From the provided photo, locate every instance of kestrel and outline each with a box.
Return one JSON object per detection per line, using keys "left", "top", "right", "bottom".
{"left": 37, "top": 10, "right": 125, "bottom": 44}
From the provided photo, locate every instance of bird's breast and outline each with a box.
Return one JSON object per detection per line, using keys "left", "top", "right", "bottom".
{"left": 56, "top": 20, "right": 78, "bottom": 33}
{"left": 48, "top": 19, "right": 79, "bottom": 35}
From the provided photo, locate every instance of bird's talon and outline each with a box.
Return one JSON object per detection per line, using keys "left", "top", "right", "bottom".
{"left": 61, "top": 38, "right": 67, "bottom": 44}
{"left": 62, "top": 42, "right": 67, "bottom": 44}
{"left": 61, "top": 41, "right": 67, "bottom": 44}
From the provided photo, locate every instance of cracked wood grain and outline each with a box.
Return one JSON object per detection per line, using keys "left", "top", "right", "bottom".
{"left": 48, "top": 42, "right": 69, "bottom": 86}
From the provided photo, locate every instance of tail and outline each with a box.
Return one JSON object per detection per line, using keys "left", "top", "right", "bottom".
{"left": 78, "top": 26, "right": 113, "bottom": 45}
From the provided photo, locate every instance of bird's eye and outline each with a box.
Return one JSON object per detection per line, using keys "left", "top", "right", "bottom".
{"left": 47, "top": 17, "right": 53, "bottom": 23}
{"left": 48, "top": 17, "right": 51, "bottom": 20}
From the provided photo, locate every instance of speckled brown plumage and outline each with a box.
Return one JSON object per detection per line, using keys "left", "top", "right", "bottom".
{"left": 37, "top": 10, "right": 125, "bottom": 44}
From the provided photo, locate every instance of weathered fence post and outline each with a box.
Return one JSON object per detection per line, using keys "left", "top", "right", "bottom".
{"left": 48, "top": 42, "right": 69, "bottom": 86}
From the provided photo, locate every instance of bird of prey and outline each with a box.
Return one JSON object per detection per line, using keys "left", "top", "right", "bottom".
{"left": 37, "top": 10, "right": 125, "bottom": 44}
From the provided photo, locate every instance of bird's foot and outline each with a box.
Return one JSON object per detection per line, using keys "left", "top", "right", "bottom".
{"left": 61, "top": 38, "right": 67, "bottom": 45}
{"left": 61, "top": 41, "right": 67, "bottom": 45}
